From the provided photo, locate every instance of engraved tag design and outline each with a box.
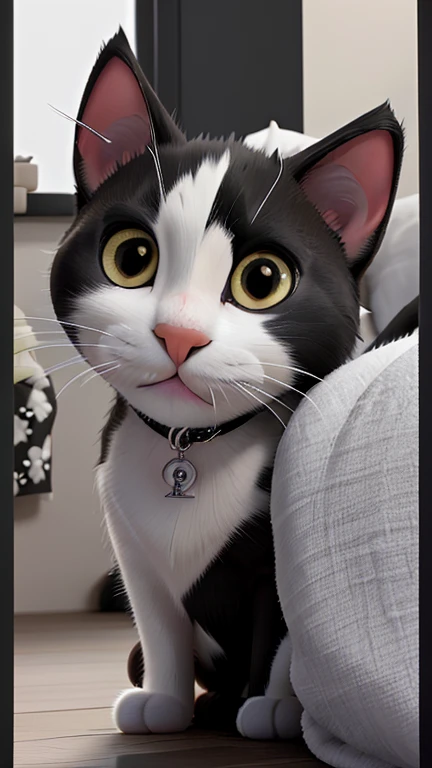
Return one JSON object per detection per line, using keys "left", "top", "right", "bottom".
{"left": 162, "top": 457, "right": 197, "bottom": 499}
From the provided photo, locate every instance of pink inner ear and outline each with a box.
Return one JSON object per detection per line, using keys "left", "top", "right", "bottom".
{"left": 78, "top": 57, "right": 152, "bottom": 191}
{"left": 301, "top": 131, "right": 394, "bottom": 260}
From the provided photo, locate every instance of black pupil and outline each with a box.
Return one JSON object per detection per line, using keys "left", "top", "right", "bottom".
{"left": 116, "top": 238, "right": 152, "bottom": 277}
{"left": 242, "top": 259, "right": 280, "bottom": 300}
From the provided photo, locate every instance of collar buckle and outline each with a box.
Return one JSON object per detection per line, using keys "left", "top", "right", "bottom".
{"left": 168, "top": 426, "right": 191, "bottom": 452}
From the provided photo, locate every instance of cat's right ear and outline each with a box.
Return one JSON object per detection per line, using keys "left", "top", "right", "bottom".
{"left": 73, "top": 27, "right": 185, "bottom": 206}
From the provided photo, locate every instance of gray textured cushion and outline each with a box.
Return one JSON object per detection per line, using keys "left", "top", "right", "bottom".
{"left": 272, "top": 332, "right": 419, "bottom": 768}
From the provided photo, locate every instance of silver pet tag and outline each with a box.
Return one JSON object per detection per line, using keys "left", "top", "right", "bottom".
{"left": 163, "top": 457, "right": 197, "bottom": 498}
{"left": 162, "top": 428, "right": 197, "bottom": 499}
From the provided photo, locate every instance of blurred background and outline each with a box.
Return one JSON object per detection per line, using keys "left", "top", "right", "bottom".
{"left": 13, "top": 0, "right": 418, "bottom": 615}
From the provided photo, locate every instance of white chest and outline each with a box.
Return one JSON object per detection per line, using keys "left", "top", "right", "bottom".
{"left": 97, "top": 410, "right": 279, "bottom": 600}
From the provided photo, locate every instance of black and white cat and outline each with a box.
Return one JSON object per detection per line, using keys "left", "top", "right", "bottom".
{"left": 50, "top": 29, "right": 404, "bottom": 738}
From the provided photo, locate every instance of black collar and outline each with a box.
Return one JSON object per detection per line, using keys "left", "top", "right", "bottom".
{"left": 130, "top": 406, "right": 261, "bottom": 449}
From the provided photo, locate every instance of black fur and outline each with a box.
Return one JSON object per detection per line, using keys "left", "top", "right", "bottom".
{"left": 364, "top": 295, "right": 419, "bottom": 353}
{"left": 99, "top": 395, "right": 128, "bottom": 465}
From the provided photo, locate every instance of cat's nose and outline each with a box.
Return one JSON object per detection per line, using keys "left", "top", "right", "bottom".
{"left": 154, "top": 324, "right": 211, "bottom": 368}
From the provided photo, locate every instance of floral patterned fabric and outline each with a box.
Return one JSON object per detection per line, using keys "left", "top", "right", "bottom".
{"left": 14, "top": 373, "right": 57, "bottom": 497}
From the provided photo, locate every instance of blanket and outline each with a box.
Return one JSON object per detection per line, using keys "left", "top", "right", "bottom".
{"left": 271, "top": 332, "right": 419, "bottom": 768}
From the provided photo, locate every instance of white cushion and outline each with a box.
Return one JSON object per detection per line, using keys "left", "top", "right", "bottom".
{"left": 271, "top": 332, "right": 419, "bottom": 768}
{"left": 365, "top": 194, "right": 419, "bottom": 333}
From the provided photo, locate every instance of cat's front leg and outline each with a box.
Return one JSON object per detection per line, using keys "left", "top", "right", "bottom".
{"left": 113, "top": 566, "right": 195, "bottom": 734}
{"left": 236, "top": 634, "right": 303, "bottom": 740}
{"left": 105, "top": 509, "right": 195, "bottom": 734}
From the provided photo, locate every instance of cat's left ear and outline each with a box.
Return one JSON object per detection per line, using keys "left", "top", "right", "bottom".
{"left": 73, "top": 27, "right": 185, "bottom": 205}
{"left": 291, "top": 103, "right": 404, "bottom": 280}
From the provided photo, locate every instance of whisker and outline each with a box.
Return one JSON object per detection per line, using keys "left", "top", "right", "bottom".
{"left": 215, "top": 381, "right": 231, "bottom": 407}
{"left": 238, "top": 361, "right": 338, "bottom": 398}
{"left": 21, "top": 316, "right": 115, "bottom": 338}
{"left": 223, "top": 190, "right": 243, "bottom": 230}
{"left": 262, "top": 374, "right": 326, "bottom": 422}
{"left": 16, "top": 331, "right": 68, "bottom": 340}
{"left": 55, "top": 361, "right": 118, "bottom": 400}
{"left": 208, "top": 386, "right": 218, "bottom": 428}
{"left": 81, "top": 362, "right": 121, "bottom": 387}
{"left": 44, "top": 356, "right": 84, "bottom": 375}
{"left": 239, "top": 361, "right": 324, "bottom": 384}
{"left": 250, "top": 151, "right": 284, "bottom": 224}
{"left": 48, "top": 103, "right": 112, "bottom": 143}
{"left": 147, "top": 146, "right": 166, "bottom": 201}
{"left": 17, "top": 343, "right": 112, "bottom": 354}
{"left": 147, "top": 97, "right": 166, "bottom": 199}
{"left": 240, "top": 382, "right": 295, "bottom": 414}
{"left": 231, "top": 381, "right": 286, "bottom": 430}
{"left": 231, "top": 336, "right": 340, "bottom": 358}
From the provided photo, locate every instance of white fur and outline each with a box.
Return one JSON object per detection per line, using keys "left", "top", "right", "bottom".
{"left": 153, "top": 151, "right": 231, "bottom": 293}
{"left": 98, "top": 408, "right": 280, "bottom": 600}
{"left": 73, "top": 283, "right": 292, "bottom": 427}
{"left": 236, "top": 634, "right": 303, "bottom": 740}
{"left": 236, "top": 694, "right": 303, "bottom": 740}
{"left": 98, "top": 408, "right": 282, "bottom": 733}
{"left": 266, "top": 634, "right": 295, "bottom": 698}
{"left": 244, "top": 119, "right": 317, "bottom": 158}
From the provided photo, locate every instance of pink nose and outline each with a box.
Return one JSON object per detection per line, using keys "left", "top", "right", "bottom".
{"left": 154, "top": 324, "right": 210, "bottom": 367}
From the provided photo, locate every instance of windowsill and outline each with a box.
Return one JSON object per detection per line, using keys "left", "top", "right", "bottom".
{"left": 14, "top": 193, "right": 76, "bottom": 217}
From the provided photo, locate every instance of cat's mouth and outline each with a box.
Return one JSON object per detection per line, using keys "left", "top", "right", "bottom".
{"left": 138, "top": 374, "right": 211, "bottom": 406}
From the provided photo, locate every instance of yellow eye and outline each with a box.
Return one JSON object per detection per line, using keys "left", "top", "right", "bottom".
{"left": 101, "top": 228, "right": 159, "bottom": 288}
{"left": 230, "top": 252, "right": 294, "bottom": 310}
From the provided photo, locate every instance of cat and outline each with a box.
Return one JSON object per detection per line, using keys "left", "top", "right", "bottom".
{"left": 50, "top": 28, "right": 404, "bottom": 738}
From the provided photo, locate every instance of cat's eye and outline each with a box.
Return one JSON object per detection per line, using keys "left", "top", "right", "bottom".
{"left": 101, "top": 228, "right": 159, "bottom": 288}
{"left": 230, "top": 252, "right": 294, "bottom": 310}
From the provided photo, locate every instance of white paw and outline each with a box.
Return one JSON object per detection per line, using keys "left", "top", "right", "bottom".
{"left": 236, "top": 695, "right": 303, "bottom": 740}
{"left": 113, "top": 689, "right": 192, "bottom": 734}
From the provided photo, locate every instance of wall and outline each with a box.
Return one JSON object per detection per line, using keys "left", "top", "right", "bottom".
{"left": 303, "top": 0, "right": 418, "bottom": 198}
{"left": 14, "top": 0, "right": 136, "bottom": 193}
{"left": 14, "top": 218, "right": 113, "bottom": 613}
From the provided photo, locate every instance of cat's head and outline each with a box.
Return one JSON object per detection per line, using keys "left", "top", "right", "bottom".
{"left": 51, "top": 28, "right": 404, "bottom": 429}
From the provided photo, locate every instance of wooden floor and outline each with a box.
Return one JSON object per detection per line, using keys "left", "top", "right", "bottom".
{"left": 14, "top": 613, "right": 327, "bottom": 768}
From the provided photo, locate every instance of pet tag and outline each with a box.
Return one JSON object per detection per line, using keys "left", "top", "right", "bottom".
{"left": 163, "top": 457, "right": 197, "bottom": 498}
{"left": 162, "top": 427, "right": 197, "bottom": 499}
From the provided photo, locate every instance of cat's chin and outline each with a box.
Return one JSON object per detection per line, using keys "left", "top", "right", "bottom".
{"left": 124, "top": 375, "right": 250, "bottom": 429}
{"left": 138, "top": 375, "right": 211, "bottom": 407}
{"left": 126, "top": 380, "right": 220, "bottom": 429}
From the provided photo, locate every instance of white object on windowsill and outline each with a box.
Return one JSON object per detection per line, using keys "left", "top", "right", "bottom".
{"left": 14, "top": 305, "right": 43, "bottom": 385}
{"left": 14, "top": 186, "right": 28, "bottom": 214}
{"left": 14, "top": 156, "right": 38, "bottom": 214}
